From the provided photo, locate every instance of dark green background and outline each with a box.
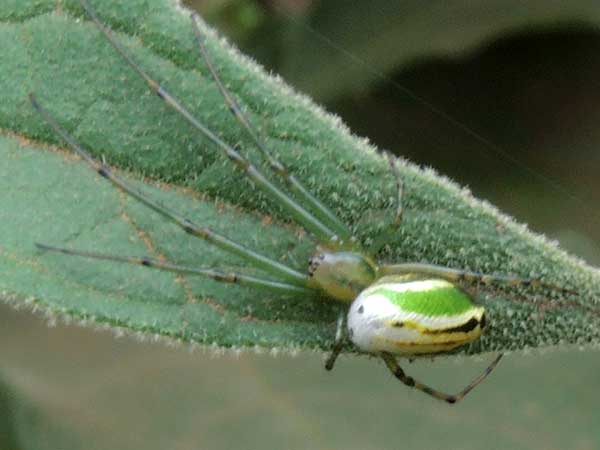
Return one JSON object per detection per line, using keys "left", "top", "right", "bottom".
{"left": 2, "top": 0, "right": 600, "bottom": 448}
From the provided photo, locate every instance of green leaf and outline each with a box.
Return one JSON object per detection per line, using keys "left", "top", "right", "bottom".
{"left": 1, "top": 0, "right": 600, "bottom": 355}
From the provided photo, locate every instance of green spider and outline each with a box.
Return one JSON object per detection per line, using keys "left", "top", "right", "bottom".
{"left": 31, "top": 0, "right": 567, "bottom": 404}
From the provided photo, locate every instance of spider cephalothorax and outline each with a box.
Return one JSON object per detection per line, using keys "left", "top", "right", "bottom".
{"left": 31, "top": 0, "right": 570, "bottom": 404}
{"left": 308, "top": 250, "right": 377, "bottom": 302}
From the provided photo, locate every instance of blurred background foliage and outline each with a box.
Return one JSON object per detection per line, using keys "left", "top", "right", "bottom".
{"left": 3, "top": 0, "right": 600, "bottom": 448}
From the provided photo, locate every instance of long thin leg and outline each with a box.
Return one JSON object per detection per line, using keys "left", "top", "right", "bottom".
{"left": 36, "top": 243, "right": 315, "bottom": 295}
{"left": 325, "top": 311, "right": 346, "bottom": 370}
{"left": 30, "top": 94, "right": 308, "bottom": 286}
{"left": 190, "top": 14, "right": 353, "bottom": 244}
{"left": 79, "top": 0, "right": 339, "bottom": 245}
{"left": 380, "top": 352, "right": 503, "bottom": 404}
{"left": 388, "top": 153, "right": 404, "bottom": 229}
{"left": 369, "top": 152, "right": 404, "bottom": 254}
{"left": 380, "top": 262, "right": 575, "bottom": 294}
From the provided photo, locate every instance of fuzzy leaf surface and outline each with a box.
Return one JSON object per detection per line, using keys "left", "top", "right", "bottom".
{"left": 1, "top": 0, "right": 600, "bottom": 355}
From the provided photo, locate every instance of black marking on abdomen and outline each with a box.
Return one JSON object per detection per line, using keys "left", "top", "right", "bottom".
{"left": 426, "top": 317, "right": 480, "bottom": 334}
{"left": 480, "top": 313, "right": 486, "bottom": 329}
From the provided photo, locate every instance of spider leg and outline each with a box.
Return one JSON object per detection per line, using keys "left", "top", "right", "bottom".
{"left": 36, "top": 243, "right": 316, "bottom": 296}
{"left": 369, "top": 152, "right": 404, "bottom": 254}
{"left": 189, "top": 14, "right": 353, "bottom": 244}
{"left": 380, "top": 352, "right": 503, "bottom": 404}
{"left": 387, "top": 153, "right": 404, "bottom": 229}
{"left": 79, "top": 0, "right": 342, "bottom": 246}
{"left": 325, "top": 311, "right": 346, "bottom": 370}
{"left": 379, "top": 263, "right": 576, "bottom": 295}
{"left": 30, "top": 94, "right": 309, "bottom": 287}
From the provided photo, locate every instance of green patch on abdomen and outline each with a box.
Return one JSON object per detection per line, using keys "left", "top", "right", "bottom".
{"left": 369, "top": 281, "right": 475, "bottom": 316}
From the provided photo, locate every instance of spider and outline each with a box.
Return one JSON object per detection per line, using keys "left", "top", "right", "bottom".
{"left": 30, "top": 0, "right": 568, "bottom": 403}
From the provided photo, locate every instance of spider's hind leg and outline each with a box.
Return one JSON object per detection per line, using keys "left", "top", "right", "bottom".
{"left": 379, "top": 263, "right": 575, "bottom": 295}
{"left": 380, "top": 352, "right": 503, "bottom": 404}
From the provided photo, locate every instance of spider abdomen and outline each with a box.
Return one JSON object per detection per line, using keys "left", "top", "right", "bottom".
{"left": 347, "top": 276, "right": 486, "bottom": 355}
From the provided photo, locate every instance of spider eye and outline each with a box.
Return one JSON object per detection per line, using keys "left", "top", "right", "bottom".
{"left": 307, "top": 254, "right": 324, "bottom": 276}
